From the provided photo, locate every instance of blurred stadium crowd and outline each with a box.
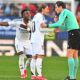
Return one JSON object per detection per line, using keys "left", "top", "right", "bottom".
{"left": 0, "top": 1, "right": 80, "bottom": 27}
{"left": 0, "top": 0, "right": 80, "bottom": 56}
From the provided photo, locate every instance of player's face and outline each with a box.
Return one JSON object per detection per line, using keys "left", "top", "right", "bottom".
{"left": 55, "top": 4, "right": 62, "bottom": 14}
{"left": 43, "top": 6, "right": 50, "bottom": 15}
{"left": 23, "top": 11, "right": 31, "bottom": 20}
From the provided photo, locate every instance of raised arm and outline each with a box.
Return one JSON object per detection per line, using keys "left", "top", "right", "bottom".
{"left": 0, "top": 22, "right": 9, "bottom": 26}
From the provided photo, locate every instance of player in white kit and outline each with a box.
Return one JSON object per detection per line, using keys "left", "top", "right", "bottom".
{"left": 30, "top": 4, "right": 49, "bottom": 80}
{"left": 0, "top": 8, "right": 33, "bottom": 79}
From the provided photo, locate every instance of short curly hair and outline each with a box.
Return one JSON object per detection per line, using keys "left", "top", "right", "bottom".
{"left": 21, "top": 8, "right": 30, "bottom": 17}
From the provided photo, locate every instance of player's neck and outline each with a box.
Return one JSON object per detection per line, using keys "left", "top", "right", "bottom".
{"left": 23, "top": 18, "right": 29, "bottom": 24}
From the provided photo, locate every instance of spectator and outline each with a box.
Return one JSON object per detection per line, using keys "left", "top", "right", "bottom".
{"left": 10, "top": 4, "right": 19, "bottom": 16}
{"left": 4, "top": 4, "right": 11, "bottom": 16}
{"left": 0, "top": 7, "right": 4, "bottom": 16}
{"left": 76, "top": 2, "right": 80, "bottom": 11}
{"left": 66, "top": 3, "right": 71, "bottom": 10}
{"left": 19, "top": 3, "right": 27, "bottom": 10}
{"left": 28, "top": 4, "right": 37, "bottom": 18}
{"left": 0, "top": 0, "right": 3, "bottom": 9}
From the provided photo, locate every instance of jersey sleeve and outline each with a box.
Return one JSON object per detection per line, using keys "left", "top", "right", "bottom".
{"left": 8, "top": 20, "right": 19, "bottom": 27}
{"left": 49, "top": 10, "right": 67, "bottom": 28}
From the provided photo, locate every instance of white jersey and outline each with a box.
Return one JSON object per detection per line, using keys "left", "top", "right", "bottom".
{"left": 8, "top": 19, "right": 32, "bottom": 43}
{"left": 31, "top": 13, "right": 46, "bottom": 45}
{"left": 8, "top": 19, "right": 33, "bottom": 54}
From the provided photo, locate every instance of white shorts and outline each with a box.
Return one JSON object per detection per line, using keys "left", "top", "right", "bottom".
{"left": 15, "top": 40, "right": 32, "bottom": 55}
{"left": 31, "top": 43, "right": 44, "bottom": 56}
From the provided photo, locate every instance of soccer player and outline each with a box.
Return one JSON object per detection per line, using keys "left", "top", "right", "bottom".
{"left": 30, "top": 4, "right": 49, "bottom": 80}
{"left": 47, "top": 1, "right": 80, "bottom": 80}
{"left": 0, "top": 8, "right": 32, "bottom": 79}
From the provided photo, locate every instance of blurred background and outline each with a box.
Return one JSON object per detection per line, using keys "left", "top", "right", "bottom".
{"left": 0, "top": 0, "right": 80, "bottom": 80}
{"left": 0, "top": 0, "right": 80, "bottom": 57}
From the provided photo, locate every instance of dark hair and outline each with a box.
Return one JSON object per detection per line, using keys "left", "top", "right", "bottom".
{"left": 21, "top": 8, "right": 30, "bottom": 17}
{"left": 38, "top": 4, "right": 48, "bottom": 12}
{"left": 56, "top": 1, "right": 66, "bottom": 8}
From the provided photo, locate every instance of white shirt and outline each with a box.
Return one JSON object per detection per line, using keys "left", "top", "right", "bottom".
{"left": 8, "top": 19, "right": 32, "bottom": 43}
{"left": 31, "top": 13, "right": 46, "bottom": 45}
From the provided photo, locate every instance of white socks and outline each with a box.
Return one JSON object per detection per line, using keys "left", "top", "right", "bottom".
{"left": 19, "top": 54, "right": 43, "bottom": 77}
{"left": 19, "top": 54, "right": 25, "bottom": 75}
{"left": 30, "top": 58, "right": 36, "bottom": 76}
{"left": 30, "top": 58, "right": 43, "bottom": 76}
{"left": 36, "top": 58, "right": 43, "bottom": 76}
{"left": 24, "top": 58, "right": 31, "bottom": 69}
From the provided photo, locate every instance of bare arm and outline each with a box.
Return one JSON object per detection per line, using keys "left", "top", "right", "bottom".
{"left": 0, "top": 22, "right": 9, "bottom": 26}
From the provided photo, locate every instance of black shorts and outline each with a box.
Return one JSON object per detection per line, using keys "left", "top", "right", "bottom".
{"left": 68, "top": 29, "right": 80, "bottom": 50}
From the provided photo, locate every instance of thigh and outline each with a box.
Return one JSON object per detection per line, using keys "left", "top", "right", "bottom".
{"left": 67, "top": 49, "right": 75, "bottom": 58}
{"left": 73, "top": 50, "right": 78, "bottom": 58}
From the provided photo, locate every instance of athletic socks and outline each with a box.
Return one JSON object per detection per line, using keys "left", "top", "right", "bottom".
{"left": 68, "top": 58, "right": 75, "bottom": 79}
{"left": 30, "top": 58, "right": 36, "bottom": 76}
{"left": 36, "top": 58, "right": 43, "bottom": 76}
{"left": 74, "top": 58, "right": 79, "bottom": 79}
{"left": 68, "top": 58, "right": 79, "bottom": 79}
{"left": 19, "top": 54, "right": 25, "bottom": 75}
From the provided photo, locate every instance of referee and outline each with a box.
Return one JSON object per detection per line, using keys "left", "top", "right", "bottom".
{"left": 48, "top": 1, "right": 80, "bottom": 80}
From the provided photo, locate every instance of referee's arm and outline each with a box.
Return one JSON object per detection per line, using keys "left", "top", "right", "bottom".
{"left": 48, "top": 10, "right": 67, "bottom": 28}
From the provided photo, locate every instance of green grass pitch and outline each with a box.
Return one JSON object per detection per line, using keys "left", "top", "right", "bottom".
{"left": 0, "top": 56, "right": 80, "bottom": 80}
